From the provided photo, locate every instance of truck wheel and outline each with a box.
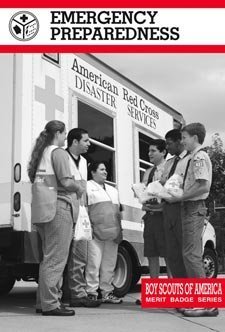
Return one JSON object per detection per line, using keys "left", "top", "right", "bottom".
{"left": 113, "top": 246, "right": 132, "bottom": 297}
{"left": 203, "top": 248, "right": 218, "bottom": 278}
{"left": 0, "top": 263, "right": 16, "bottom": 296}
{"left": 131, "top": 267, "right": 141, "bottom": 288}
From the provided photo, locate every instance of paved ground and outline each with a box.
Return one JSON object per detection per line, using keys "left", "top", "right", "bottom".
{"left": 0, "top": 281, "right": 224, "bottom": 332}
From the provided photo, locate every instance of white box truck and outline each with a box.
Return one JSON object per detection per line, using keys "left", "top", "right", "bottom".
{"left": 0, "top": 53, "right": 217, "bottom": 297}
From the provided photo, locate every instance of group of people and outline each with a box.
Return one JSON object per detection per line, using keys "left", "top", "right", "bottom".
{"left": 28, "top": 120, "right": 218, "bottom": 318}
{"left": 28, "top": 121, "right": 122, "bottom": 316}
{"left": 138, "top": 123, "right": 218, "bottom": 317}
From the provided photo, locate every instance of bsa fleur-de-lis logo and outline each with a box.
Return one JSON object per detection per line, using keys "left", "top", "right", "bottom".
{"left": 9, "top": 11, "right": 39, "bottom": 41}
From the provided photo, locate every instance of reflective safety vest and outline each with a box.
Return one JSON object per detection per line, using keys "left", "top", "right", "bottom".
{"left": 68, "top": 154, "right": 87, "bottom": 181}
{"left": 87, "top": 180, "right": 122, "bottom": 242}
{"left": 31, "top": 145, "right": 58, "bottom": 224}
{"left": 67, "top": 153, "right": 88, "bottom": 221}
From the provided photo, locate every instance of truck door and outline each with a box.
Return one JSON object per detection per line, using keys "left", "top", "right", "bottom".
{"left": 0, "top": 55, "right": 14, "bottom": 228}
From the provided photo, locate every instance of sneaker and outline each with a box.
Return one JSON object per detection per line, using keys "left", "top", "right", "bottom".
{"left": 176, "top": 308, "right": 186, "bottom": 314}
{"left": 70, "top": 296, "right": 101, "bottom": 308}
{"left": 183, "top": 308, "right": 219, "bottom": 317}
{"left": 36, "top": 308, "right": 42, "bottom": 314}
{"left": 102, "top": 293, "right": 123, "bottom": 304}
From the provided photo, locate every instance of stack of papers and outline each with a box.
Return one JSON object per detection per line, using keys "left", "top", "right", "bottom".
{"left": 132, "top": 174, "right": 183, "bottom": 203}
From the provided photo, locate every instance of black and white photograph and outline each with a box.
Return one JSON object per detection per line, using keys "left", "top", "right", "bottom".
{"left": 0, "top": 52, "right": 225, "bottom": 331}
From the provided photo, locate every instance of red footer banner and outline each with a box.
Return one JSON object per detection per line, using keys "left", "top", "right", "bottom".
{"left": 141, "top": 278, "right": 225, "bottom": 308}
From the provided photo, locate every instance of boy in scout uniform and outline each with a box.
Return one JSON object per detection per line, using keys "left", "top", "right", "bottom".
{"left": 142, "top": 139, "right": 168, "bottom": 279}
{"left": 136, "top": 139, "right": 169, "bottom": 306}
{"left": 161, "top": 129, "right": 188, "bottom": 278}
{"left": 165, "top": 123, "right": 218, "bottom": 317}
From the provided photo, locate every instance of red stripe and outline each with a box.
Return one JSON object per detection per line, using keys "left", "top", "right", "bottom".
{"left": 142, "top": 278, "right": 225, "bottom": 308}
{"left": 1, "top": 45, "right": 225, "bottom": 53}
{"left": 1, "top": 0, "right": 225, "bottom": 8}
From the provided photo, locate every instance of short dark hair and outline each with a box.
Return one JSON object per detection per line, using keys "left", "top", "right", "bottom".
{"left": 165, "top": 129, "right": 182, "bottom": 141}
{"left": 150, "top": 139, "right": 167, "bottom": 153}
{"left": 67, "top": 128, "right": 88, "bottom": 147}
{"left": 182, "top": 123, "right": 206, "bottom": 144}
{"left": 88, "top": 161, "right": 106, "bottom": 180}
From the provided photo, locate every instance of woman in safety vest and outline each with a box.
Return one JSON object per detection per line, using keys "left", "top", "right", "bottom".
{"left": 28, "top": 120, "right": 85, "bottom": 316}
{"left": 85, "top": 161, "right": 123, "bottom": 304}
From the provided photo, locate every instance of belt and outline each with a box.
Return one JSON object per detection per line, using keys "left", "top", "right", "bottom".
{"left": 146, "top": 210, "right": 162, "bottom": 215}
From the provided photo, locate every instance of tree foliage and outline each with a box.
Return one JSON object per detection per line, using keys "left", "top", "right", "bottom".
{"left": 205, "top": 133, "right": 225, "bottom": 208}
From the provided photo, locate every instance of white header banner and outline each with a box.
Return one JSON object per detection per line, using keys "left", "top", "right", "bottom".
{"left": 1, "top": 8, "right": 225, "bottom": 45}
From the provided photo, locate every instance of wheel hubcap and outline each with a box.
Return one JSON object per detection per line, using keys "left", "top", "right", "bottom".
{"left": 203, "top": 255, "right": 215, "bottom": 278}
{"left": 113, "top": 252, "right": 128, "bottom": 288}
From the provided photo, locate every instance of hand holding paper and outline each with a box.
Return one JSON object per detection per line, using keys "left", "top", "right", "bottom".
{"left": 132, "top": 183, "right": 155, "bottom": 204}
{"left": 132, "top": 181, "right": 165, "bottom": 203}
{"left": 132, "top": 174, "right": 183, "bottom": 203}
{"left": 164, "top": 174, "right": 183, "bottom": 198}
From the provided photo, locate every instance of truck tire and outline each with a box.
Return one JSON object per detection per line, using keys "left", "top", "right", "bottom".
{"left": 113, "top": 246, "right": 132, "bottom": 297}
{"left": 131, "top": 269, "right": 141, "bottom": 288}
{"left": 203, "top": 247, "right": 218, "bottom": 278}
{"left": 0, "top": 263, "right": 16, "bottom": 296}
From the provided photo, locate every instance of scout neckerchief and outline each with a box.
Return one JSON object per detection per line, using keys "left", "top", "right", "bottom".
{"left": 168, "top": 156, "right": 180, "bottom": 178}
{"left": 147, "top": 166, "right": 157, "bottom": 185}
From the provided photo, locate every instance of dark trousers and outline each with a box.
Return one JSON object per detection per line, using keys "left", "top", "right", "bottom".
{"left": 163, "top": 202, "right": 187, "bottom": 278}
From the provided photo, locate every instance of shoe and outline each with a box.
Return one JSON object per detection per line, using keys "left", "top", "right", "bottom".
{"left": 42, "top": 307, "right": 75, "bottom": 316}
{"left": 36, "top": 302, "right": 67, "bottom": 314}
{"left": 176, "top": 308, "right": 186, "bottom": 314}
{"left": 102, "top": 293, "right": 123, "bottom": 304}
{"left": 59, "top": 302, "right": 68, "bottom": 309}
{"left": 70, "top": 296, "right": 101, "bottom": 308}
{"left": 183, "top": 308, "right": 219, "bottom": 317}
{"left": 135, "top": 299, "right": 141, "bottom": 305}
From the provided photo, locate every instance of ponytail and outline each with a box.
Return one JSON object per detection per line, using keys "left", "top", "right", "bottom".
{"left": 27, "top": 120, "right": 65, "bottom": 183}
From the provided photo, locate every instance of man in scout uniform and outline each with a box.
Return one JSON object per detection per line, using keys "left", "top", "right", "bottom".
{"left": 165, "top": 123, "right": 218, "bottom": 317}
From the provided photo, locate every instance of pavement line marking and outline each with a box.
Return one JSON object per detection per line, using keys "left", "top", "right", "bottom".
{"left": 167, "top": 311, "right": 221, "bottom": 332}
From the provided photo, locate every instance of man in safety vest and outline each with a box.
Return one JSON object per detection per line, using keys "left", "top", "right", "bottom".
{"left": 63, "top": 128, "right": 101, "bottom": 308}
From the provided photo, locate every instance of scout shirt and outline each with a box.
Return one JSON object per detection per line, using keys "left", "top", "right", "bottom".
{"left": 183, "top": 146, "right": 212, "bottom": 201}
{"left": 143, "top": 160, "right": 166, "bottom": 186}
{"left": 161, "top": 150, "right": 188, "bottom": 184}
